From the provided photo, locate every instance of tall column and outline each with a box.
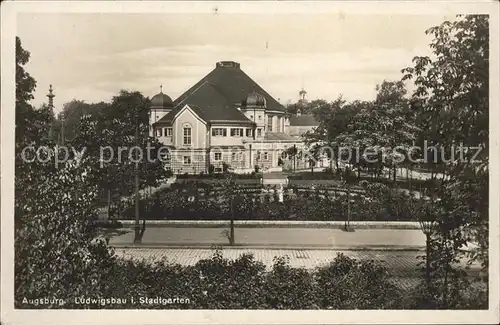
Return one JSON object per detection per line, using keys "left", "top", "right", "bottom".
{"left": 47, "top": 85, "right": 55, "bottom": 140}
{"left": 47, "top": 85, "right": 55, "bottom": 109}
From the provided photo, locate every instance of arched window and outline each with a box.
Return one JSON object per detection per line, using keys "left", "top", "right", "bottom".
{"left": 182, "top": 123, "right": 192, "bottom": 146}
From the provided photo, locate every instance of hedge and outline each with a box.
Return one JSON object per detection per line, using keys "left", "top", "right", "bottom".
{"left": 288, "top": 171, "right": 439, "bottom": 192}
{"left": 288, "top": 171, "right": 340, "bottom": 181}
{"left": 112, "top": 183, "right": 417, "bottom": 221}
{"left": 17, "top": 250, "right": 486, "bottom": 309}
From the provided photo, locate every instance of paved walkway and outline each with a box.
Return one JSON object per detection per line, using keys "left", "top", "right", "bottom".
{"left": 114, "top": 248, "right": 421, "bottom": 272}
{"left": 108, "top": 227, "right": 426, "bottom": 250}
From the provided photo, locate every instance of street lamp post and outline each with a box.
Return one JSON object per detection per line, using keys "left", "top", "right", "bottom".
{"left": 133, "top": 106, "right": 141, "bottom": 244}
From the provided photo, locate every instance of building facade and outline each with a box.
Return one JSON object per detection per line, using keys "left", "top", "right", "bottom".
{"left": 149, "top": 61, "right": 324, "bottom": 174}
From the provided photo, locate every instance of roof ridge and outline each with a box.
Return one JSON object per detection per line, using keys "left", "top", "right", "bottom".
{"left": 173, "top": 67, "right": 219, "bottom": 105}
{"left": 174, "top": 64, "right": 285, "bottom": 112}
{"left": 174, "top": 80, "right": 212, "bottom": 108}
{"left": 237, "top": 69, "right": 284, "bottom": 111}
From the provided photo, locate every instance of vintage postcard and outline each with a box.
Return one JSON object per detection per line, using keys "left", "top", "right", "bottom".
{"left": 1, "top": 1, "right": 499, "bottom": 324}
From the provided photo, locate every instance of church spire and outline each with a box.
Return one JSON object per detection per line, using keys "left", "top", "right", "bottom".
{"left": 299, "top": 77, "right": 307, "bottom": 102}
{"left": 47, "top": 84, "right": 55, "bottom": 108}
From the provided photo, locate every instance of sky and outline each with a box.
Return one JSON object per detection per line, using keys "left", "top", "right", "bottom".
{"left": 17, "top": 13, "right": 453, "bottom": 112}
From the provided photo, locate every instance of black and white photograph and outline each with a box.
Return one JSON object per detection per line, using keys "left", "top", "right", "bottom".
{"left": 1, "top": 1, "right": 499, "bottom": 324}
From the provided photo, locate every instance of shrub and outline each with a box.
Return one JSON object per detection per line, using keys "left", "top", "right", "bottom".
{"left": 104, "top": 251, "right": 413, "bottom": 310}
{"left": 264, "top": 256, "right": 320, "bottom": 309}
{"left": 17, "top": 243, "right": 487, "bottom": 310}
{"left": 188, "top": 251, "right": 268, "bottom": 308}
{"left": 15, "top": 159, "right": 117, "bottom": 309}
{"left": 165, "top": 169, "right": 174, "bottom": 178}
{"left": 402, "top": 278, "right": 488, "bottom": 310}
{"left": 359, "top": 180, "right": 369, "bottom": 189}
{"left": 315, "top": 253, "right": 402, "bottom": 309}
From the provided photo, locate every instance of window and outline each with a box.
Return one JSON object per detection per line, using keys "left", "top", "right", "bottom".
{"left": 214, "top": 152, "right": 222, "bottom": 161}
{"left": 183, "top": 156, "right": 191, "bottom": 165}
{"left": 231, "top": 152, "right": 242, "bottom": 161}
{"left": 212, "top": 128, "right": 227, "bottom": 136}
{"left": 250, "top": 115, "right": 253, "bottom": 120}
{"left": 257, "top": 128, "right": 262, "bottom": 137}
{"left": 155, "top": 128, "right": 162, "bottom": 137}
{"left": 183, "top": 127, "right": 191, "bottom": 145}
{"left": 230, "top": 128, "right": 243, "bottom": 137}
{"left": 264, "top": 152, "right": 269, "bottom": 160}
{"left": 164, "top": 127, "right": 173, "bottom": 137}
{"left": 258, "top": 115, "right": 262, "bottom": 120}
{"left": 267, "top": 116, "right": 273, "bottom": 132}
{"left": 246, "top": 129, "right": 253, "bottom": 137}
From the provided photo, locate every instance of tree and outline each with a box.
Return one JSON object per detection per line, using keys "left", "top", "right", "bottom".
{"left": 372, "top": 80, "right": 419, "bottom": 183}
{"left": 70, "top": 91, "right": 169, "bottom": 207}
{"left": 15, "top": 36, "right": 54, "bottom": 145}
{"left": 402, "top": 15, "right": 488, "bottom": 175}
{"left": 286, "top": 99, "right": 328, "bottom": 116}
{"left": 69, "top": 90, "right": 170, "bottom": 244}
{"left": 15, "top": 37, "right": 55, "bottom": 228}
{"left": 53, "top": 100, "right": 109, "bottom": 143}
{"left": 284, "top": 145, "right": 298, "bottom": 172}
{"left": 402, "top": 15, "right": 489, "bottom": 307}
{"left": 304, "top": 97, "right": 359, "bottom": 172}
{"left": 305, "top": 83, "right": 418, "bottom": 184}
{"left": 15, "top": 37, "right": 116, "bottom": 306}
{"left": 15, "top": 37, "right": 36, "bottom": 140}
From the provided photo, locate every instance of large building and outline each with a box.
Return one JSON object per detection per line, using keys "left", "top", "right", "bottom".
{"left": 149, "top": 61, "right": 322, "bottom": 174}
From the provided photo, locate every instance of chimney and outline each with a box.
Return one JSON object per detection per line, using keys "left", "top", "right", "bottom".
{"left": 216, "top": 61, "right": 240, "bottom": 69}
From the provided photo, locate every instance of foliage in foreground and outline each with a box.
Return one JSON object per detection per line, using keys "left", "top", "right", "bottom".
{"left": 15, "top": 250, "right": 487, "bottom": 310}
